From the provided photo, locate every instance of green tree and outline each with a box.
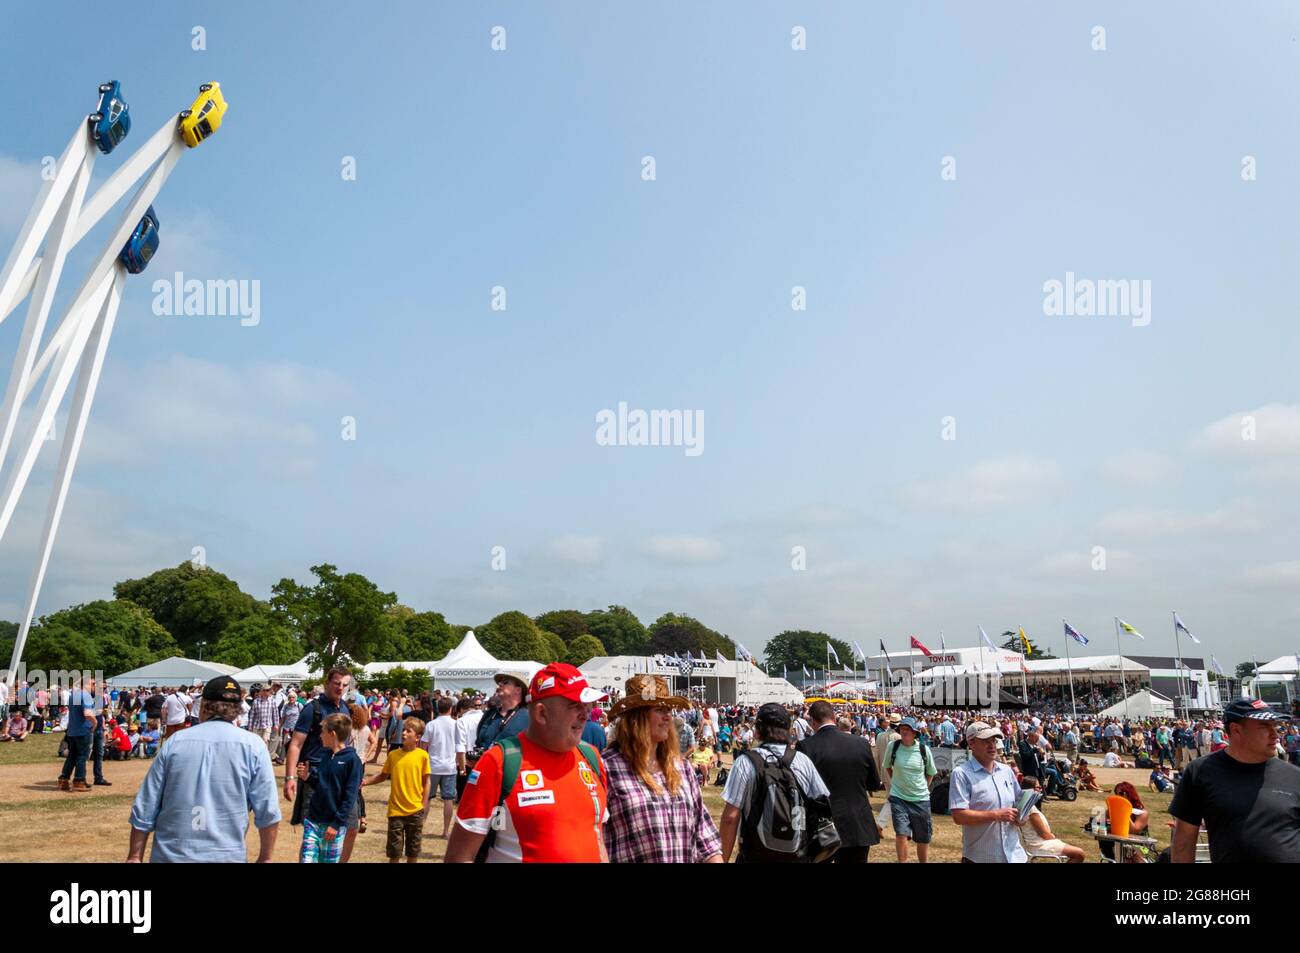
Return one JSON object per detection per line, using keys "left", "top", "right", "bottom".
{"left": 540, "top": 630, "right": 567, "bottom": 664}
{"left": 1000, "top": 630, "right": 1057, "bottom": 660}
{"left": 270, "top": 564, "right": 397, "bottom": 672}
{"left": 113, "top": 562, "right": 261, "bottom": 653}
{"left": 535, "top": 610, "right": 590, "bottom": 642}
{"left": 210, "top": 613, "right": 301, "bottom": 670}
{"left": 26, "top": 600, "right": 180, "bottom": 675}
{"left": 379, "top": 606, "right": 457, "bottom": 660}
{"left": 584, "top": 605, "right": 649, "bottom": 656}
{"left": 356, "top": 665, "right": 430, "bottom": 696}
{"left": 564, "top": 634, "right": 607, "bottom": 667}
{"left": 1236, "top": 661, "right": 1259, "bottom": 680}
{"left": 762, "top": 630, "right": 853, "bottom": 674}
{"left": 477, "top": 611, "right": 550, "bottom": 663}
{"left": 647, "top": 613, "right": 731, "bottom": 659}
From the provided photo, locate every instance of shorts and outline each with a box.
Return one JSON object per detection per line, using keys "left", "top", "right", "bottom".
{"left": 1030, "top": 838, "right": 1069, "bottom": 857}
{"left": 432, "top": 774, "right": 456, "bottom": 799}
{"left": 300, "top": 818, "right": 343, "bottom": 864}
{"left": 386, "top": 809, "right": 426, "bottom": 859}
{"left": 888, "top": 796, "right": 933, "bottom": 844}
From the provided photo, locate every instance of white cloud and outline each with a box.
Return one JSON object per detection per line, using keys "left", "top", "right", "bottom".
{"left": 1099, "top": 450, "right": 1173, "bottom": 486}
{"left": 1094, "top": 500, "right": 1264, "bottom": 539}
{"left": 640, "top": 534, "right": 725, "bottom": 564}
{"left": 1241, "top": 561, "right": 1300, "bottom": 589}
{"left": 1195, "top": 404, "right": 1300, "bottom": 459}
{"left": 904, "top": 455, "right": 1061, "bottom": 511}
{"left": 81, "top": 355, "right": 354, "bottom": 477}
{"left": 546, "top": 535, "right": 604, "bottom": 564}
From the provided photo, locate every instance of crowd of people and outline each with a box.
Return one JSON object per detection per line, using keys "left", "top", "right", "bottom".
{"left": 3, "top": 667, "right": 1298, "bottom": 864}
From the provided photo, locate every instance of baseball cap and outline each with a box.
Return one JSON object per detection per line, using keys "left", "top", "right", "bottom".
{"left": 202, "top": 675, "right": 242, "bottom": 703}
{"left": 756, "top": 702, "right": 791, "bottom": 729}
{"left": 528, "top": 663, "right": 608, "bottom": 704}
{"left": 1223, "top": 698, "right": 1287, "bottom": 724}
{"left": 965, "top": 720, "right": 1003, "bottom": 741}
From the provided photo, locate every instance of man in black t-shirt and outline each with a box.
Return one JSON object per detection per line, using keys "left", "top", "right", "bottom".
{"left": 1169, "top": 698, "right": 1300, "bottom": 863}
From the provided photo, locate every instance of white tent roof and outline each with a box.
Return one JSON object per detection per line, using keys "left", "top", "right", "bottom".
{"left": 434, "top": 630, "right": 496, "bottom": 669}
{"left": 232, "top": 659, "right": 312, "bottom": 686}
{"left": 1258, "top": 655, "right": 1300, "bottom": 674}
{"left": 1098, "top": 688, "right": 1174, "bottom": 720}
{"left": 107, "top": 657, "right": 240, "bottom": 687}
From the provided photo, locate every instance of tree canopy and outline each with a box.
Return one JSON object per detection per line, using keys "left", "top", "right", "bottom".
{"left": 535, "top": 610, "right": 590, "bottom": 643}
{"left": 25, "top": 600, "right": 180, "bottom": 675}
{"left": 564, "top": 634, "right": 607, "bottom": 667}
{"left": 270, "top": 563, "right": 397, "bottom": 671}
{"left": 477, "top": 611, "right": 551, "bottom": 664}
{"left": 584, "top": 605, "right": 649, "bottom": 656}
{"left": 210, "top": 613, "right": 301, "bottom": 670}
{"left": 113, "top": 562, "right": 260, "bottom": 653}
{"left": 762, "top": 630, "right": 853, "bottom": 673}
{"left": 647, "top": 613, "right": 731, "bottom": 659}
{"left": 1000, "top": 630, "right": 1057, "bottom": 660}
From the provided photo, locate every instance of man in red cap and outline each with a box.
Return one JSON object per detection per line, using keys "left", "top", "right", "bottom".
{"left": 446, "top": 662, "right": 609, "bottom": 863}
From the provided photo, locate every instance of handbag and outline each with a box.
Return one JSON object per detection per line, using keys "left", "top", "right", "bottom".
{"left": 803, "top": 794, "right": 842, "bottom": 863}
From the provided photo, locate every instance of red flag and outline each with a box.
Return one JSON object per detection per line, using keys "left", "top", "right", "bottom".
{"left": 909, "top": 635, "right": 933, "bottom": 657}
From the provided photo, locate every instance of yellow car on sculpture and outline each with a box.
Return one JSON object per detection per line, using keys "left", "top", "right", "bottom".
{"left": 177, "top": 82, "right": 227, "bottom": 147}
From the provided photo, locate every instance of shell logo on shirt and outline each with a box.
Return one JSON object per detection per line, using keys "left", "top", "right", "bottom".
{"left": 521, "top": 769, "right": 545, "bottom": 790}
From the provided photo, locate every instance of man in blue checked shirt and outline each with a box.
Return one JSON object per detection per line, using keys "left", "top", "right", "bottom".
{"left": 949, "top": 720, "right": 1027, "bottom": 864}
{"left": 127, "top": 675, "right": 281, "bottom": 863}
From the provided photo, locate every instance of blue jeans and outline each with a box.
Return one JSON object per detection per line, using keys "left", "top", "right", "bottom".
{"left": 60, "top": 735, "right": 90, "bottom": 782}
{"left": 1042, "top": 764, "right": 1063, "bottom": 791}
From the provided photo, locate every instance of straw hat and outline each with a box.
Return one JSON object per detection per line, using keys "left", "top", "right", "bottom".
{"left": 607, "top": 674, "right": 690, "bottom": 720}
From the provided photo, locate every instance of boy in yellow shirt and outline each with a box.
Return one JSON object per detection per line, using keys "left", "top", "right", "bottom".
{"left": 362, "top": 716, "right": 431, "bottom": 863}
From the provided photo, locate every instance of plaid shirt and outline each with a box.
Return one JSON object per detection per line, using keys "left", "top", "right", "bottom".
{"left": 602, "top": 748, "right": 722, "bottom": 863}
{"left": 248, "top": 696, "right": 278, "bottom": 731}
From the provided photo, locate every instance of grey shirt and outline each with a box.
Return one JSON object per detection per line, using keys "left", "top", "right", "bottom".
{"left": 722, "top": 742, "right": 829, "bottom": 809}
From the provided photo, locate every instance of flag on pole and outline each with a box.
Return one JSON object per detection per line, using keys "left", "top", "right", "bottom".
{"left": 802, "top": 665, "right": 811, "bottom": 678}
{"left": 1210, "top": 655, "right": 1225, "bottom": 677}
{"left": 939, "top": 633, "right": 947, "bottom": 654}
{"left": 909, "top": 635, "right": 934, "bottom": 657}
{"left": 1118, "top": 618, "right": 1145, "bottom": 640}
{"left": 978, "top": 626, "right": 997, "bottom": 652}
{"left": 879, "top": 639, "right": 895, "bottom": 681}
{"left": 782, "top": 664, "right": 787, "bottom": 679}
{"left": 1018, "top": 626, "right": 1032, "bottom": 655}
{"left": 1173, "top": 612, "right": 1200, "bottom": 645}
{"left": 827, "top": 642, "right": 841, "bottom": 665}
{"left": 735, "top": 642, "right": 753, "bottom": 662}
{"left": 852, "top": 640, "right": 866, "bottom": 661}
{"left": 677, "top": 656, "right": 695, "bottom": 677}
{"left": 715, "top": 650, "right": 727, "bottom": 662}
{"left": 1063, "top": 621, "right": 1089, "bottom": 646}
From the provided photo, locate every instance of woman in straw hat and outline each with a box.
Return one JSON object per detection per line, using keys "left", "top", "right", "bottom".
{"left": 603, "top": 675, "right": 722, "bottom": 863}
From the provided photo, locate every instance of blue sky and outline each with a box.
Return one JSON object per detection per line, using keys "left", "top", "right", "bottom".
{"left": 1, "top": 2, "right": 1299, "bottom": 667}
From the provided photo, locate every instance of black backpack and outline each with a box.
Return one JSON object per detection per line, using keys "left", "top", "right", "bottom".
{"left": 739, "top": 746, "right": 808, "bottom": 863}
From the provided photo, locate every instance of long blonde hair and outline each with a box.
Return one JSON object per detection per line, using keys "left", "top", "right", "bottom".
{"left": 616, "top": 707, "right": 683, "bottom": 797}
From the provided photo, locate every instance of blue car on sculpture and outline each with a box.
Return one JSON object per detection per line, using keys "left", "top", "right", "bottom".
{"left": 119, "top": 206, "right": 160, "bottom": 274}
{"left": 90, "top": 81, "right": 131, "bottom": 154}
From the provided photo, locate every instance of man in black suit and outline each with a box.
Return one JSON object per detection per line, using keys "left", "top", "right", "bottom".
{"left": 797, "top": 700, "right": 884, "bottom": 863}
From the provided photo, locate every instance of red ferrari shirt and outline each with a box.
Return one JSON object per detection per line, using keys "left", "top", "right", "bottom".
{"left": 456, "top": 735, "right": 607, "bottom": 863}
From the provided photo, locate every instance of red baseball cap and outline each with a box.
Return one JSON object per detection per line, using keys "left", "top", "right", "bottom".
{"left": 528, "top": 663, "right": 608, "bottom": 704}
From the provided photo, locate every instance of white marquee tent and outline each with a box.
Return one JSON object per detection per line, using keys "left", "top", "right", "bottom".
{"left": 232, "top": 657, "right": 313, "bottom": 687}
{"left": 106, "top": 657, "right": 240, "bottom": 688}
{"left": 361, "top": 630, "right": 542, "bottom": 695}
{"left": 1098, "top": 688, "right": 1175, "bottom": 720}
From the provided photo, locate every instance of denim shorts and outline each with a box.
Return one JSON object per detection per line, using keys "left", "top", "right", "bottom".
{"left": 889, "top": 795, "right": 933, "bottom": 844}
{"left": 432, "top": 774, "right": 457, "bottom": 799}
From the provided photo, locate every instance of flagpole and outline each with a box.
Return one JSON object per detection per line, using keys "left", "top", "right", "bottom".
{"left": 1019, "top": 626, "right": 1029, "bottom": 703}
{"left": 1115, "top": 616, "right": 1129, "bottom": 719}
{"left": 1172, "top": 611, "right": 1187, "bottom": 722}
{"left": 1063, "top": 620, "right": 1078, "bottom": 724}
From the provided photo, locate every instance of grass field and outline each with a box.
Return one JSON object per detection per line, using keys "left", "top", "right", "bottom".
{"left": 0, "top": 732, "right": 1172, "bottom": 863}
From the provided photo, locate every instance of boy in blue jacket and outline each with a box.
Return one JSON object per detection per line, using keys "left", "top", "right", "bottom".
{"left": 300, "top": 713, "right": 363, "bottom": 863}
